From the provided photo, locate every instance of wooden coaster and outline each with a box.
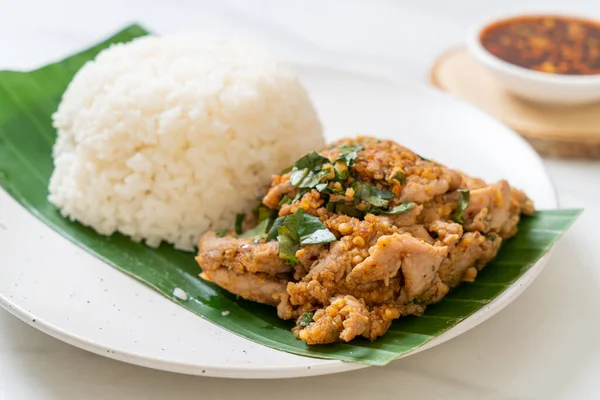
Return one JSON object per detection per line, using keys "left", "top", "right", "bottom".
{"left": 430, "top": 47, "right": 600, "bottom": 158}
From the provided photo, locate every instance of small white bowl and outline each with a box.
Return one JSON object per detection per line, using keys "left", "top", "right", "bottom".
{"left": 466, "top": 11, "right": 600, "bottom": 106}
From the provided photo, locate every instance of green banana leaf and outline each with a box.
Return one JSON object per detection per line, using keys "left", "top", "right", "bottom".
{"left": 0, "top": 24, "right": 581, "bottom": 366}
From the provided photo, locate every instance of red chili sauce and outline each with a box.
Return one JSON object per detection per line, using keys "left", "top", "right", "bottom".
{"left": 480, "top": 15, "right": 600, "bottom": 75}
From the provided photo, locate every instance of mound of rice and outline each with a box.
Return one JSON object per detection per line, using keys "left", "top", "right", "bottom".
{"left": 49, "top": 34, "right": 324, "bottom": 251}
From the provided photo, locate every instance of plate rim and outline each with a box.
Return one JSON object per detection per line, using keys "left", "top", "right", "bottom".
{"left": 0, "top": 62, "right": 558, "bottom": 379}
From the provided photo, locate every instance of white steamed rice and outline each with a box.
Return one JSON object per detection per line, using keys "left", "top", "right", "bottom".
{"left": 49, "top": 34, "right": 324, "bottom": 251}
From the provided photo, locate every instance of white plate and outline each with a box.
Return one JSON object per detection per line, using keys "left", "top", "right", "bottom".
{"left": 0, "top": 64, "right": 557, "bottom": 379}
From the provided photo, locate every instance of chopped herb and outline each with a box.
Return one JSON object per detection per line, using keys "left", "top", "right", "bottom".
{"left": 451, "top": 189, "right": 470, "bottom": 224}
{"left": 279, "top": 195, "right": 292, "bottom": 206}
{"left": 294, "top": 151, "right": 330, "bottom": 170}
{"left": 267, "top": 208, "right": 336, "bottom": 263}
{"left": 365, "top": 195, "right": 389, "bottom": 208}
{"left": 215, "top": 229, "right": 228, "bottom": 237}
{"left": 335, "top": 204, "right": 365, "bottom": 219}
{"left": 336, "top": 145, "right": 364, "bottom": 167}
{"left": 235, "top": 213, "right": 246, "bottom": 235}
{"left": 256, "top": 206, "right": 271, "bottom": 223}
{"left": 268, "top": 210, "right": 302, "bottom": 243}
{"left": 394, "top": 171, "right": 406, "bottom": 184}
{"left": 326, "top": 202, "right": 336, "bottom": 213}
{"left": 487, "top": 233, "right": 498, "bottom": 240}
{"left": 335, "top": 168, "right": 350, "bottom": 181}
{"left": 300, "top": 229, "right": 336, "bottom": 244}
{"left": 298, "top": 311, "right": 314, "bottom": 327}
{"left": 290, "top": 168, "right": 309, "bottom": 186}
{"left": 416, "top": 154, "right": 429, "bottom": 161}
{"left": 267, "top": 216, "right": 285, "bottom": 241}
{"left": 277, "top": 225, "right": 300, "bottom": 264}
{"left": 290, "top": 165, "right": 331, "bottom": 189}
{"left": 238, "top": 207, "right": 277, "bottom": 239}
{"left": 298, "top": 213, "right": 336, "bottom": 244}
{"left": 298, "top": 171, "right": 318, "bottom": 188}
{"left": 315, "top": 182, "right": 328, "bottom": 192}
{"left": 280, "top": 166, "right": 292, "bottom": 174}
{"left": 362, "top": 182, "right": 394, "bottom": 200}
{"left": 238, "top": 218, "right": 270, "bottom": 239}
{"left": 385, "top": 202, "right": 414, "bottom": 214}
{"left": 296, "top": 168, "right": 331, "bottom": 189}
{"left": 374, "top": 188, "right": 395, "bottom": 200}
{"left": 353, "top": 181, "right": 394, "bottom": 209}
{"left": 288, "top": 151, "right": 337, "bottom": 192}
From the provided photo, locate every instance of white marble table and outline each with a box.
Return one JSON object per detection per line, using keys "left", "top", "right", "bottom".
{"left": 1, "top": 1, "right": 599, "bottom": 398}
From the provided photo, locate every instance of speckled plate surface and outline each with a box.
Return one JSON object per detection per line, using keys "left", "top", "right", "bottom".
{"left": 0, "top": 64, "right": 557, "bottom": 379}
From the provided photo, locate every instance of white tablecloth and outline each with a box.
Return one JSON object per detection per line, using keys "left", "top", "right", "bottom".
{"left": 1, "top": 1, "right": 598, "bottom": 399}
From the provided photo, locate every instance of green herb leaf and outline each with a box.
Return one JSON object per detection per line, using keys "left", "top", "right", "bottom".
{"left": 417, "top": 154, "right": 429, "bottom": 161}
{"left": 372, "top": 187, "right": 395, "bottom": 200}
{"left": 451, "top": 189, "right": 470, "bottom": 224}
{"left": 315, "top": 183, "right": 328, "bottom": 192}
{"left": 215, "top": 229, "right": 228, "bottom": 237}
{"left": 277, "top": 226, "right": 300, "bottom": 265}
{"left": 352, "top": 181, "right": 394, "bottom": 210}
{"left": 365, "top": 196, "right": 389, "bottom": 208}
{"left": 235, "top": 213, "right": 246, "bottom": 235}
{"left": 298, "top": 312, "right": 314, "bottom": 327}
{"left": 295, "top": 167, "right": 332, "bottom": 189}
{"left": 268, "top": 209, "right": 336, "bottom": 254}
{"left": 394, "top": 171, "right": 406, "bottom": 184}
{"left": 385, "top": 202, "right": 414, "bottom": 214}
{"left": 267, "top": 217, "right": 285, "bottom": 241}
{"left": 298, "top": 213, "right": 336, "bottom": 245}
{"left": 300, "top": 229, "right": 337, "bottom": 244}
{"left": 279, "top": 195, "right": 292, "bottom": 206}
{"left": 335, "top": 204, "right": 365, "bottom": 219}
{"left": 290, "top": 168, "right": 309, "bottom": 186}
{"left": 267, "top": 208, "right": 303, "bottom": 242}
{"left": 336, "top": 145, "right": 364, "bottom": 166}
{"left": 335, "top": 168, "right": 350, "bottom": 181}
{"left": 294, "top": 151, "right": 330, "bottom": 170}
{"left": 256, "top": 206, "right": 271, "bottom": 223}
{"left": 238, "top": 218, "right": 270, "bottom": 239}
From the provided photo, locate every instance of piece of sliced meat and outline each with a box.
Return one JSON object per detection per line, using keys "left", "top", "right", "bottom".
{"left": 200, "top": 267, "right": 294, "bottom": 319}
{"left": 397, "top": 225, "right": 435, "bottom": 244}
{"left": 418, "top": 192, "right": 459, "bottom": 224}
{"left": 287, "top": 240, "right": 353, "bottom": 305}
{"left": 346, "top": 233, "right": 448, "bottom": 299}
{"left": 386, "top": 203, "right": 423, "bottom": 227}
{"left": 465, "top": 180, "right": 511, "bottom": 233}
{"left": 399, "top": 175, "right": 449, "bottom": 203}
{"left": 362, "top": 302, "right": 426, "bottom": 341}
{"left": 197, "top": 232, "right": 291, "bottom": 276}
{"left": 293, "top": 295, "right": 370, "bottom": 344}
{"left": 295, "top": 296, "right": 428, "bottom": 344}
{"left": 437, "top": 232, "right": 485, "bottom": 288}
{"left": 510, "top": 187, "right": 535, "bottom": 216}
{"left": 294, "top": 244, "right": 326, "bottom": 280}
{"left": 476, "top": 234, "right": 503, "bottom": 270}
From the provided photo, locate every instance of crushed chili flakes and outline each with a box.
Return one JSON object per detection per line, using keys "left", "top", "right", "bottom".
{"left": 480, "top": 15, "right": 600, "bottom": 75}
